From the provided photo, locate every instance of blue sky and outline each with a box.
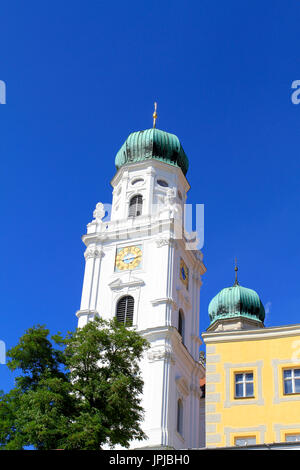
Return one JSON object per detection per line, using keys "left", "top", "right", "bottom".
{"left": 1, "top": 0, "right": 300, "bottom": 391}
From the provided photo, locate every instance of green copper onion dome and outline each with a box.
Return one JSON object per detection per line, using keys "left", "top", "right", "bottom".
{"left": 208, "top": 274, "right": 265, "bottom": 327}
{"left": 115, "top": 128, "right": 189, "bottom": 175}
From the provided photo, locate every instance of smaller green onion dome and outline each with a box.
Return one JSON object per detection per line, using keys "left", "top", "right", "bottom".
{"left": 208, "top": 283, "right": 265, "bottom": 327}
{"left": 115, "top": 128, "right": 189, "bottom": 175}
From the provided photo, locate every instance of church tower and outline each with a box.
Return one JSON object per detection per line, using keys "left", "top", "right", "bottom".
{"left": 76, "top": 115, "right": 206, "bottom": 449}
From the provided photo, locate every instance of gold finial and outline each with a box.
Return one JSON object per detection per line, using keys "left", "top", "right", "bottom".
{"left": 234, "top": 257, "right": 239, "bottom": 286}
{"left": 153, "top": 102, "right": 158, "bottom": 128}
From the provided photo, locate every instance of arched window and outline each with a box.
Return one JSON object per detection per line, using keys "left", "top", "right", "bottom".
{"left": 116, "top": 296, "right": 134, "bottom": 326}
{"left": 178, "top": 309, "right": 185, "bottom": 343}
{"left": 177, "top": 399, "right": 183, "bottom": 435}
{"left": 129, "top": 195, "right": 143, "bottom": 218}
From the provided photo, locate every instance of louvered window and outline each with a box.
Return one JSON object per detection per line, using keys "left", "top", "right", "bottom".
{"left": 116, "top": 296, "right": 134, "bottom": 326}
{"left": 129, "top": 195, "right": 143, "bottom": 218}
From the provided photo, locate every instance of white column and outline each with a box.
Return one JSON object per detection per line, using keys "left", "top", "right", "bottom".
{"left": 89, "top": 249, "right": 104, "bottom": 311}
{"left": 191, "top": 270, "right": 197, "bottom": 360}
{"left": 146, "top": 167, "right": 155, "bottom": 215}
{"left": 166, "top": 239, "right": 175, "bottom": 326}
{"left": 120, "top": 170, "right": 129, "bottom": 219}
{"left": 77, "top": 245, "right": 104, "bottom": 327}
{"left": 80, "top": 246, "right": 96, "bottom": 311}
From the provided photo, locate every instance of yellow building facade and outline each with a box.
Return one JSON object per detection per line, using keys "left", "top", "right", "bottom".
{"left": 202, "top": 271, "right": 300, "bottom": 448}
{"left": 203, "top": 325, "right": 300, "bottom": 448}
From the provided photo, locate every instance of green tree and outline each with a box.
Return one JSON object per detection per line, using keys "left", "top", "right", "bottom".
{"left": 0, "top": 317, "right": 149, "bottom": 450}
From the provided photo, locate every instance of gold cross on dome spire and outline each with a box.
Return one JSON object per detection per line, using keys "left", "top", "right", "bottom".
{"left": 234, "top": 257, "right": 239, "bottom": 286}
{"left": 153, "top": 102, "right": 158, "bottom": 128}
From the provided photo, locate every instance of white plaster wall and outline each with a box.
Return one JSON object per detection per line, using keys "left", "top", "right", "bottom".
{"left": 76, "top": 159, "right": 206, "bottom": 449}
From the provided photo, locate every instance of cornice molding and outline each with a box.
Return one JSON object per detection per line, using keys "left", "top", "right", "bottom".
{"left": 139, "top": 326, "right": 204, "bottom": 377}
{"left": 83, "top": 217, "right": 175, "bottom": 244}
{"left": 202, "top": 323, "right": 300, "bottom": 344}
{"left": 82, "top": 220, "right": 206, "bottom": 276}
{"left": 108, "top": 276, "right": 145, "bottom": 291}
{"left": 151, "top": 297, "right": 178, "bottom": 310}
{"left": 110, "top": 158, "right": 190, "bottom": 193}
{"left": 207, "top": 317, "right": 263, "bottom": 333}
{"left": 75, "top": 309, "right": 99, "bottom": 319}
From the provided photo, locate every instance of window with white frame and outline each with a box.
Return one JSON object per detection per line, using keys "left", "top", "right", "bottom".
{"left": 128, "top": 195, "right": 143, "bottom": 218}
{"left": 283, "top": 368, "right": 300, "bottom": 395}
{"left": 234, "top": 372, "right": 254, "bottom": 398}
{"left": 285, "top": 433, "right": 300, "bottom": 442}
{"left": 234, "top": 436, "right": 256, "bottom": 447}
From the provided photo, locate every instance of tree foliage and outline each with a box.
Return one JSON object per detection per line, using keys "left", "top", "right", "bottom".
{"left": 0, "top": 317, "right": 149, "bottom": 450}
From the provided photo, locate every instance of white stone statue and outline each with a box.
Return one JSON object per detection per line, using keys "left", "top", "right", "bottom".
{"left": 93, "top": 202, "right": 105, "bottom": 222}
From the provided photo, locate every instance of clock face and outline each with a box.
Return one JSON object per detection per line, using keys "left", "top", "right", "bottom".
{"left": 115, "top": 245, "right": 142, "bottom": 271}
{"left": 180, "top": 258, "right": 189, "bottom": 289}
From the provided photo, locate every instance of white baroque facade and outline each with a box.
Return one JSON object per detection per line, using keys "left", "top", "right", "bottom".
{"left": 76, "top": 154, "right": 206, "bottom": 449}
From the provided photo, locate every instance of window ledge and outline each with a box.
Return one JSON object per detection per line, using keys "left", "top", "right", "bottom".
{"left": 234, "top": 395, "right": 255, "bottom": 400}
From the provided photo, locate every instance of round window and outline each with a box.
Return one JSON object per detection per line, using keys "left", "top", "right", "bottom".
{"left": 157, "top": 179, "right": 168, "bottom": 187}
{"left": 132, "top": 178, "right": 144, "bottom": 186}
